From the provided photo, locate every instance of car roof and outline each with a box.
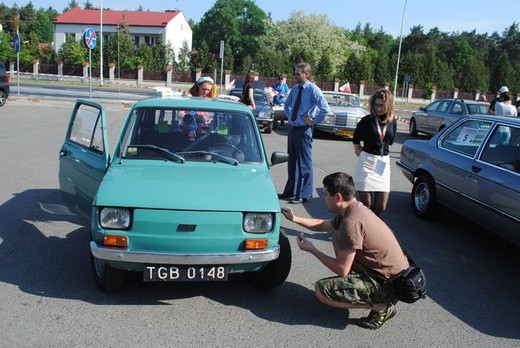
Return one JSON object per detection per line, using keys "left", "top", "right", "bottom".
{"left": 322, "top": 91, "right": 358, "bottom": 97}
{"left": 133, "top": 96, "right": 251, "bottom": 112}
{"left": 435, "top": 98, "right": 489, "bottom": 105}
{"left": 464, "top": 114, "right": 520, "bottom": 124}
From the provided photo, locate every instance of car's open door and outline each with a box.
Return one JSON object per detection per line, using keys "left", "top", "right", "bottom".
{"left": 58, "top": 99, "right": 109, "bottom": 219}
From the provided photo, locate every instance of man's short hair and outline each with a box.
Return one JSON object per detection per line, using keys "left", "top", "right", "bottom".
{"left": 323, "top": 172, "right": 356, "bottom": 200}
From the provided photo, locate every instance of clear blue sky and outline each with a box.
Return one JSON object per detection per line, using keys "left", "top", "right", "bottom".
{"left": 2, "top": 0, "right": 518, "bottom": 37}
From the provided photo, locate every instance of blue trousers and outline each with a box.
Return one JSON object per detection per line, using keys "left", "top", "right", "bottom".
{"left": 282, "top": 126, "right": 313, "bottom": 199}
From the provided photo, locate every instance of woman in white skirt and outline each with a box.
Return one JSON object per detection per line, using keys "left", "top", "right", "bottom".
{"left": 352, "top": 89, "right": 397, "bottom": 216}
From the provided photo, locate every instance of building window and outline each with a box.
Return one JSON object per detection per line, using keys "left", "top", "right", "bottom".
{"left": 134, "top": 36, "right": 140, "bottom": 48}
{"left": 65, "top": 33, "right": 75, "bottom": 42}
{"left": 144, "top": 36, "right": 156, "bottom": 46}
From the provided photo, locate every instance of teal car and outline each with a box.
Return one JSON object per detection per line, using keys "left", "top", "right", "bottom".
{"left": 59, "top": 97, "right": 290, "bottom": 292}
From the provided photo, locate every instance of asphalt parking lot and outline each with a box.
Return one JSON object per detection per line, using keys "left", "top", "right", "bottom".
{"left": 0, "top": 96, "right": 518, "bottom": 347}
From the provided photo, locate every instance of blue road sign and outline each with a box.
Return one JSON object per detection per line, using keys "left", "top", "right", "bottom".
{"left": 13, "top": 33, "right": 20, "bottom": 53}
{"left": 84, "top": 28, "right": 97, "bottom": 50}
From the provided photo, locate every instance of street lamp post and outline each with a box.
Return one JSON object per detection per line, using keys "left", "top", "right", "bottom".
{"left": 392, "top": 0, "right": 408, "bottom": 104}
{"left": 100, "top": 0, "right": 103, "bottom": 86}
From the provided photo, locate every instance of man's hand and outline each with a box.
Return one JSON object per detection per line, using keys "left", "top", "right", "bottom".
{"left": 281, "top": 207, "right": 294, "bottom": 221}
{"left": 302, "top": 115, "right": 314, "bottom": 126}
{"left": 296, "top": 233, "right": 314, "bottom": 252}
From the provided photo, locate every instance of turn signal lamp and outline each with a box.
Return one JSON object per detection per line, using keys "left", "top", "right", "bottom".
{"left": 104, "top": 235, "right": 128, "bottom": 247}
{"left": 245, "top": 238, "right": 268, "bottom": 250}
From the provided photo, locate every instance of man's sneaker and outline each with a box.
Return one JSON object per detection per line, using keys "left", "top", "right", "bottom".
{"left": 359, "top": 303, "right": 397, "bottom": 330}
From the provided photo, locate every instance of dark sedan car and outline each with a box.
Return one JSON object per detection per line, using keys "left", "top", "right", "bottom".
{"left": 409, "top": 98, "right": 489, "bottom": 137}
{"left": 397, "top": 115, "right": 520, "bottom": 246}
{"left": 228, "top": 87, "right": 275, "bottom": 133}
{"left": 0, "top": 60, "right": 10, "bottom": 107}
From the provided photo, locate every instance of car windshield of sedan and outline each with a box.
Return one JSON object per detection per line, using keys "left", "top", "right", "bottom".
{"left": 118, "top": 108, "right": 263, "bottom": 163}
{"left": 323, "top": 93, "right": 360, "bottom": 107}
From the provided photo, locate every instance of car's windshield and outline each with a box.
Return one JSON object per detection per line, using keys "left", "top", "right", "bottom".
{"left": 323, "top": 93, "right": 360, "bottom": 107}
{"left": 119, "top": 107, "right": 263, "bottom": 163}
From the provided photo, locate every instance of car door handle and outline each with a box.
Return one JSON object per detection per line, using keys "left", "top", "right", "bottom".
{"left": 471, "top": 165, "right": 482, "bottom": 173}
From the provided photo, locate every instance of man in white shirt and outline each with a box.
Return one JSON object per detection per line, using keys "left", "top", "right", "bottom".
{"left": 495, "top": 92, "right": 518, "bottom": 117}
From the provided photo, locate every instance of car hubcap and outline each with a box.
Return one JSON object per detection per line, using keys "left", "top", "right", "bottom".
{"left": 414, "top": 183, "right": 430, "bottom": 212}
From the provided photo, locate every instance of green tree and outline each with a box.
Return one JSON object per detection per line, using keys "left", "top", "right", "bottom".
{"left": 0, "top": 31, "right": 15, "bottom": 63}
{"left": 105, "top": 22, "right": 137, "bottom": 69}
{"left": 277, "top": 11, "right": 346, "bottom": 80}
{"left": 58, "top": 39, "right": 87, "bottom": 66}
{"left": 63, "top": 0, "right": 79, "bottom": 12}
{"left": 27, "top": 9, "right": 56, "bottom": 43}
{"left": 176, "top": 40, "right": 192, "bottom": 72}
{"left": 193, "top": 0, "right": 268, "bottom": 73}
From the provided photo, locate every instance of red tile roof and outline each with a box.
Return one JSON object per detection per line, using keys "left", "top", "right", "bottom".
{"left": 53, "top": 7, "right": 182, "bottom": 27}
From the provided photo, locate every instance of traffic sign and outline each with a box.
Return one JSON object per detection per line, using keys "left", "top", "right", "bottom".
{"left": 13, "top": 33, "right": 20, "bottom": 53}
{"left": 84, "top": 28, "right": 97, "bottom": 50}
{"left": 13, "top": 15, "right": 19, "bottom": 32}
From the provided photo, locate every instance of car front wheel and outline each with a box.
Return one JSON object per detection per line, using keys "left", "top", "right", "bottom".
{"left": 264, "top": 122, "right": 273, "bottom": 134}
{"left": 0, "top": 91, "right": 6, "bottom": 107}
{"left": 244, "top": 231, "right": 292, "bottom": 292}
{"left": 90, "top": 250, "right": 126, "bottom": 292}
{"left": 409, "top": 118, "right": 418, "bottom": 136}
{"left": 411, "top": 175, "right": 442, "bottom": 220}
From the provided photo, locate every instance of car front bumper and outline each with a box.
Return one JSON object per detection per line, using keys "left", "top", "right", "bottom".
{"left": 314, "top": 124, "right": 355, "bottom": 138}
{"left": 91, "top": 241, "right": 280, "bottom": 265}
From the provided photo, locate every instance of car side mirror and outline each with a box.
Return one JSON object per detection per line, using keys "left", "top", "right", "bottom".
{"left": 270, "top": 151, "right": 289, "bottom": 166}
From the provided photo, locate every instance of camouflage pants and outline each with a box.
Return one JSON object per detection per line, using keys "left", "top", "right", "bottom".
{"left": 316, "top": 271, "right": 395, "bottom": 305}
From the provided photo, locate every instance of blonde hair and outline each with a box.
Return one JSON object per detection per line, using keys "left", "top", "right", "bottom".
{"left": 369, "top": 89, "right": 394, "bottom": 122}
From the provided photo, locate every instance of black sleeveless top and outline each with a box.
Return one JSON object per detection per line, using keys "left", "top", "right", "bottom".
{"left": 241, "top": 83, "right": 253, "bottom": 106}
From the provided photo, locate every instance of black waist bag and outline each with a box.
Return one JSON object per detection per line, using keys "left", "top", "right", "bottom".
{"left": 391, "top": 265, "right": 426, "bottom": 303}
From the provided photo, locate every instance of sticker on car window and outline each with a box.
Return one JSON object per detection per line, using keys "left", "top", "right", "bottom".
{"left": 456, "top": 127, "right": 478, "bottom": 143}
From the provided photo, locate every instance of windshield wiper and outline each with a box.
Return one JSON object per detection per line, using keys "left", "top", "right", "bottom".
{"left": 177, "top": 151, "right": 238, "bottom": 166}
{"left": 128, "top": 144, "right": 185, "bottom": 163}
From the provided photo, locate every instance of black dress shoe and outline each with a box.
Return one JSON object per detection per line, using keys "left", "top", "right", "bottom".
{"left": 278, "top": 193, "right": 295, "bottom": 199}
{"left": 289, "top": 198, "right": 308, "bottom": 204}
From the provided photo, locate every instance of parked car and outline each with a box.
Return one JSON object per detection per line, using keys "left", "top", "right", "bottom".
{"left": 58, "top": 97, "right": 291, "bottom": 292}
{"left": 397, "top": 114, "right": 520, "bottom": 246}
{"left": 409, "top": 98, "right": 489, "bottom": 137}
{"left": 228, "top": 87, "right": 275, "bottom": 133}
{"left": 0, "top": 60, "right": 10, "bottom": 107}
{"left": 313, "top": 91, "right": 367, "bottom": 139}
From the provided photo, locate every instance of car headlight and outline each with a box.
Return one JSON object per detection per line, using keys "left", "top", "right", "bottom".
{"left": 257, "top": 110, "right": 271, "bottom": 119}
{"left": 322, "top": 115, "right": 334, "bottom": 125}
{"left": 99, "top": 208, "right": 131, "bottom": 229}
{"left": 243, "top": 213, "right": 273, "bottom": 233}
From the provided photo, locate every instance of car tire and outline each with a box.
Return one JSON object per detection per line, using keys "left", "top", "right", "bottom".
{"left": 264, "top": 123, "right": 273, "bottom": 134}
{"left": 0, "top": 90, "right": 6, "bottom": 107}
{"left": 409, "top": 118, "right": 418, "bottom": 136}
{"left": 90, "top": 250, "right": 126, "bottom": 292}
{"left": 411, "top": 175, "right": 442, "bottom": 220}
{"left": 244, "top": 231, "right": 292, "bottom": 292}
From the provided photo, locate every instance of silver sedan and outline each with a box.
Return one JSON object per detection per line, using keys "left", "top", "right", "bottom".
{"left": 397, "top": 115, "right": 520, "bottom": 246}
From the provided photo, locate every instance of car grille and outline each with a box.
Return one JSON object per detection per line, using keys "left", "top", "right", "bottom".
{"left": 335, "top": 113, "right": 357, "bottom": 127}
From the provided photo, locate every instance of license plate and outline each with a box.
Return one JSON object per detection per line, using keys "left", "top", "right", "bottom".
{"left": 143, "top": 265, "right": 228, "bottom": 282}
{"left": 336, "top": 130, "right": 353, "bottom": 137}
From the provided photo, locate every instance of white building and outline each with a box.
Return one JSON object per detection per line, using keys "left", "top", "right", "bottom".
{"left": 53, "top": 7, "right": 192, "bottom": 59}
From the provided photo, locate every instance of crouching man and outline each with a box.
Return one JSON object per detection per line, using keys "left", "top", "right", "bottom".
{"left": 281, "top": 172, "right": 409, "bottom": 329}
